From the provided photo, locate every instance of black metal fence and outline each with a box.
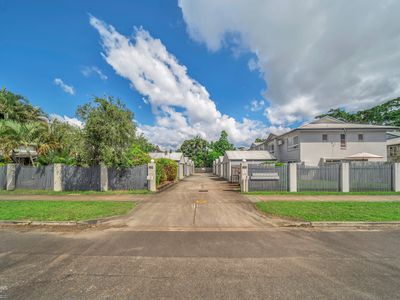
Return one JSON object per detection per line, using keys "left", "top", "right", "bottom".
{"left": 15, "top": 165, "right": 54, "bottom": 190}
{"left": 350, "top": 162, "right": 393, "bottom": 192}
{"left": 108, "top": 165, "right": 148, "bottom": 190}
{"left": 297, "top": 164, "right": 340, "bottom": 191}
{"left": 248, "top": 164, "right": 288, "bottom": 191}
{"left": 62, "top": 165, "right": 101, "bottom": 191}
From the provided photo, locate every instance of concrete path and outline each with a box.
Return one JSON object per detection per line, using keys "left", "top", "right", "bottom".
{"left": 108, "top": 173, "right": 276, "bottom": 230}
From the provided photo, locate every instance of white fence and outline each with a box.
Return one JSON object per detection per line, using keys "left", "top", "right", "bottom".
{"left": 235, "top": 162, "right": 400, "bottom": 192}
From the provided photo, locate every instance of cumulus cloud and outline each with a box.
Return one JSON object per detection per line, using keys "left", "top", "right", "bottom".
{"left": 179, "top": 0, "right": 400, "bottom": 126}
{"left": 50, "top": 114, "right": 83, "bottom": 128}
{"left": 53, "top": 78, "right": 75, "bottom": 95}
{"left": 89, "top": 16, "right": 287, "bottom": 148}
{"left": 81, "top": 66, "right": 108, "bottom": 80}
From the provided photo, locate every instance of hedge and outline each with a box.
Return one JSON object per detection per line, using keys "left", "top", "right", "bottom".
{"left": 155, "top": 158, "right": 178, "bottom": 186}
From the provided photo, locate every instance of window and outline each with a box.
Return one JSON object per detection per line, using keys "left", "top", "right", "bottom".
{"left": 358, "top": 134, "right": 364, "bottom": 142}
{"left": 340, "top": 134, "right": 346, "bottom": 149}
{"left": 390, "top": 146, "right": 398, "bottom": 157}
{"left": 287, "top": 136, "right": 299, "bottom": 151}
{"left": 322, "top": 134, "right": 328, "bottom": 142}
{"left": 270, "top": 144, "right": 275, "bottom": 153}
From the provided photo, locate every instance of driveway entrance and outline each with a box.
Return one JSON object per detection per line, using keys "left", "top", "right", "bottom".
{"left": 111, "top": 173, "right": 273, "bottom": 230}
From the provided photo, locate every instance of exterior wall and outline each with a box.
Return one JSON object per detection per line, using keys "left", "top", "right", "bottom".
{"left": 300, "top": 130, "right": 387, "bottom": 166}
{"left": 276, "top": 132, "right": 301, "bottom": 163}
{"left": 388, "top": 143, "right": 400, "bottom": 162}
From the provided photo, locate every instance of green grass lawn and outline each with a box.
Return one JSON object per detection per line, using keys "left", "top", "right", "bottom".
{"left": 0, "top": 200, "right": 135, "bottom": 221}
{"left": 255, "top": 201, "right": 400, "bottom": 222}
{"left": 0, "top": 189, "right": 150, "bottom": 195}
{"left": 244, "top": 191, "right": 400, "bottom": 195}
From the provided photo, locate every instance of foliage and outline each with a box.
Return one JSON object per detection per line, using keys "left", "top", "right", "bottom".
{"left": 179, "top": 135, "right": 210, "bottom": 167}
{"left": 133, "top": 133, "right": 159, "bottom": 153}
{"left": 179, "top": 131, "right": 234, "bottom": 167}
{"left": 317, "top": 97, "right": 400, "bottom": 126}
{"left": 127, "top": 144, "right": 151, "bottom": 166}
{"left": 0, "top": 88, "right": 45, "bottom": 122}
{"left": 77, "top": 96, "right": 136, "bottom": 166}
{"left": 155, "top": 158, "right": 178, "bottom": 185}
{"left": 255, "top": 138, "right": 265, "bottom": 143}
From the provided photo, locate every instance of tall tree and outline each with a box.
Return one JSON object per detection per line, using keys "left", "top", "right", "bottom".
{"left": 317, "top": 97, "right": 400, "bottom": 126}
{"left": 77, "top": 96, "right": 136, "bottom": 166}
{"left": 179, "top": 136, "right": 209, "bottom": 167}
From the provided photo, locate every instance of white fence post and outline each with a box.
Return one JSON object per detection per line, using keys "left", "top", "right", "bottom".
{"left": 6, "top": 164, "right": 16, "bottom": 191}
{"left": 100, "top": 164, "right": 108, "bottom": 192}
{"left": 147, "top": 159, "right": 157, "bottom": 192}
{"left": 393, "top": 163, "right": 400, "bottom": 192}
{"left": 53, "top": 163, "right": 63, "bottom": 192}
{"left": 288, "top": 163, "right": 297, "bottom": 192}
{"left": 240, "top": 159, "right": 249, "bottom": 192}
{"left": 340, "top": 162, "right": 350, "bottom": 192}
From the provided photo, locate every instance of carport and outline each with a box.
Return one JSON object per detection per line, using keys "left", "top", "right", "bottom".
{"left": 222, "top": 151, "right": 276, "bottom": 182}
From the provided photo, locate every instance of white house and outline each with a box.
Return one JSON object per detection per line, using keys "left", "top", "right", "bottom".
{"left": 249, "top": 134, "right": 277, "bottom": 151}
{"left": 222, "top": 150, "right": 276, "bottom": 182}
{"left": 262, "top": 116, "right": 397, "bottom": 166}
{"left": 387, "top": 132, "right": 400, "bottom": 162}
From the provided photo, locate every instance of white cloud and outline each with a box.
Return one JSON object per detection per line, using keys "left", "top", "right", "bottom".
{"left": 53, "top": 78, "right": 75, "bottom": 95}
{"left": 81, "top": 66, "right": 108, "bottom": 80}
{"left": 249, "top": 100, "right": 265, "bottom": 112}
{"left": 50, "top": 114, "right": 83, "bottom": 128}
{"left": 90, "top": 16, "right": 287, "bottom": 148}
{"left": 179, "top": 0, "right": 400, "bottom": 126}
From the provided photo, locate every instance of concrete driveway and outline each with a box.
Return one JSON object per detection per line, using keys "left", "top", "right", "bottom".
{"left": 109, "top": 173, "right": 275, "bottom": 230}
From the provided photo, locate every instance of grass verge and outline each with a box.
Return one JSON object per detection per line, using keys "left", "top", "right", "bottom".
{"left": 0, "top": 200, "right": 135, "bottom": 221}
{"left": 255, "top": 201, "right": 400, "bottom": 222}
{"left": 0, "top": 189, "right": 150, "bottom": 195}
{"left": 244, "top": 191, "right": 400, "bottom": 196}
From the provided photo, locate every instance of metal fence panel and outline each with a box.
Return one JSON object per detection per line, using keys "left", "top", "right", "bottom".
{"left": 15, "top": 165, "right": 54, "bottom": 190}
{"left": 297, "top": 164, "right": 340, "bottom": 192}
{"left": 108, "top": 165, "right": 148, "bottom": 190}
{"left": 62, "top": 165, "right": 100, "bottom": 191}
{"left": 0, "top": 166, "right": 6, "bottom": 190}
{"left": 350, "top": 162, "right": 393, "bottom": 192}
{"left": 248, "top": 164, "right": 288, "bottom": 191}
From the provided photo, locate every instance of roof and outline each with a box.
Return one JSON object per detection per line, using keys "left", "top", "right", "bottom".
{"left": 224, "top": 150, "right": 275, "bottom": 161}
{"left": 149, "top": 152, "right": 183, "bottom": 161}
{"left": 346, "top": 152, "right": 383, "bottom": 159}
{"left": 388, "top": 137, "right": 400, "bottom": 146}
{"left": 387, "top": 131, "right": 400, "bottom": 139}
{"left": 276, "top": 116, "right": 398, "bottom": 139}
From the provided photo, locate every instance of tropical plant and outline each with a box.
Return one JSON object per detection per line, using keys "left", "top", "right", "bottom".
{"left": 155, "top": 158, "right": 178, "bottom": 185}
{"left": 76, "top": 96, "right": 136, "bottom": 166}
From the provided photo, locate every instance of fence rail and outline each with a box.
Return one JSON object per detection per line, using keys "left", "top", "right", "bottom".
{"left": 108, "top": 165, "right": 148, "bottom": 190}
{"left": 195, "top": 167, "right": 213, "bottom": 173}
{"left": 15, "top": 165, "right": 54, "bottom": 190}
{"left": 297, "top": 164, "right": 340, "bottom": 192}
{"left": 248, "top": 164, "right": 288, "bottom": 191}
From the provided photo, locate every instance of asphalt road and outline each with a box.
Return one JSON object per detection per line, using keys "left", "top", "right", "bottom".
{"left": 1, "top": 174, "right": 400, "bottom": 299}
{"left": 1, "top": 227, "right": 400, "bottom": 299}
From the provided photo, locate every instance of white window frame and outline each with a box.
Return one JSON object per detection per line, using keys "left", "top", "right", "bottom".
{"left": 358, "top": 133, "right": 364, "bottom": 142}
{"left": 322, "top": 134, "right": 328, "bottom": 142}
{"left": 340, "top": 133, "right": 346, "bottom": 149}
{"left": 287, "top": 136, "right": 299, "bottom": 151}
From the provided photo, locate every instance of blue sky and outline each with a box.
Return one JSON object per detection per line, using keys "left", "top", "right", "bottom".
{"left": 1, "top": 1, "right": 399, "bottom": 148}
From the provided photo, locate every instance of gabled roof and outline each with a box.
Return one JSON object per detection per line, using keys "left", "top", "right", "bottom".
{"left": 149, "top": 152, "right": 183, "bottom": 162}
{"left": 388, "top": 137, "right": 400, "bottom": 146}
{"left": 224, "top": 150, "right": 275, "bottom": 161}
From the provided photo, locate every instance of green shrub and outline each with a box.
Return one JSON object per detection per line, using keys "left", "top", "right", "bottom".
{"left": 156, "top": 158, "right": 178, "bottom": 186}
{"left": 127, "top": 145, "right": 151, "bottom": 167}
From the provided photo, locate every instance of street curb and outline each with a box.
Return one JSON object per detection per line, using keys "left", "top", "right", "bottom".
{"left": 310, "top": 221, "right": 400, "bottom": 227}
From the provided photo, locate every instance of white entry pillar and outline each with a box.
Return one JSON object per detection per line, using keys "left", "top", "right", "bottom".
{"left": 53, "top": 163, "right": 63, "bottom": 192}
{"left": 288, "top": 163, "right": 297, "bottom": 192}
{"left": 393, "top": 163, "right": 400, "bottom": 192}
{"left": 240, "top": 159, "right": 249, "bottom": 192}
{"left": 100, "top": 164, "right": 108, "bottom": 192}
{"left": 147, "top": 159, "right": 157, "bottom": 192}
{"left": 340, "top": 162, "right": 350, "bottom": 192}
{"left": 6, "top": 164, "right": 16, "bottom": 191}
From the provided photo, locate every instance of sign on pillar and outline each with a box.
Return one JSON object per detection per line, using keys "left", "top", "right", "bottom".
{"left": 147, "top": 159, "right": 157, "bottom": 192}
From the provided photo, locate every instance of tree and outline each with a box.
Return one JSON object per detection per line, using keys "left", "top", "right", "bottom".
{"left": 317, "top": 97, "right": 400, "bottom": 126}
{"left": 77, "top": 96, "right": 136, "bottom": 166}
{"left": 133, "top": 133, "right": 158, "bottom": 153}
{"left": 206, "top": 130, "right": 234, "bottom": 167}
{"left": 0, "top": 88, "right": 45, "bottom": 122}
{"left": 179, "top": 136, "right": 209, "bottom": 167}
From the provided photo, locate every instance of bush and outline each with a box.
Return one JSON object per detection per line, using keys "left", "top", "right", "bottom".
{"left": 156, "top": 158, "right": 178, "bottom": 186}
{"left": 127, "top": 145, "right": 151, "bottom": 167}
